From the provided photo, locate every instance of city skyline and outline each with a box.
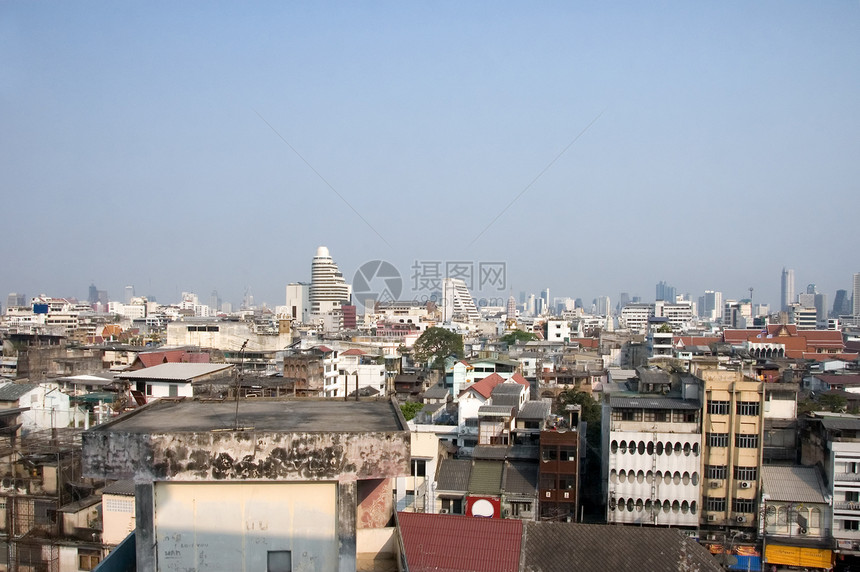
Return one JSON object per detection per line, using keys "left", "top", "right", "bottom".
{"left": 2, "top": 3, "right": 858, "bottom": 311}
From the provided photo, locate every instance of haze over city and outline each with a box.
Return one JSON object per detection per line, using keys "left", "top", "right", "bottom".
{"left": 2, "top": 2, "right": 858, "bottom": 308}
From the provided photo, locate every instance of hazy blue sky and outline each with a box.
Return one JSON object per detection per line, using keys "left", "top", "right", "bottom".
{"left": 2, "top": 2, "right": 858, "bottom": 310}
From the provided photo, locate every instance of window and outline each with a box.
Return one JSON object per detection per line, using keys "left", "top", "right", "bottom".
{"left": 733, "top": 498, "right": 755, "bottom": 514}
{"left": 540, "top": 474, "right": 557, "bottom": 490}
{"left": 673, "top": 410, "right": 697, "bottom": 423}
{"left": 612, "top": 409, "right": 642, "bottom": 422}
{"left": 847, "top": 491, "right": 860, "bottom": 503}
{"left": 708, "top": 400, "right": 730, "bottom": 415}
{"left": 734, "top": 466, "right": 758, "bottom": 481}
{"left": 542, "top": 448, "right": 558, "bottom": 461}
{"left": 559, "top": 446, "right": 577, "bottom": 461}
{"left": 411, "top": 459, "right": 426, "bottom": 478}
{"left": 705, "top": 497, "right": 726, "bottom": 512}
{"left": 168, "top": 384, "right": 178, "bottom": 397}
{"left": 510, "top": 501, "right": 532, "bottom": 516}
{"left": 78, "top": 549, "right": 101, "bottom": 571}
{"left": 441, "top": 498, "right": 464, "bottom": 515}
{"left": 735, "top": 434, "right": 759, "bottom": 448}
{"left": 844, "top": 520, "right": 860, "bottom": 531}
{"left": 558, "top": 475, "right": 577, "bottom": 490}
{"left": 736, "top": 401, "right": 760, "bottom": 416}
{"left": 706, "top": 465, "right": 727, "bottom": 480}
{"left": 707, "top": 433, "right": 729, "bottom": 447}
{"left": 267, "top": 550, "right": 292, "bottom": 572}
{"left": 146, "top": 384, "right": 153, "bottom": 396}
{"left": 644, "top": 410, "right": 669, "bottom": 422}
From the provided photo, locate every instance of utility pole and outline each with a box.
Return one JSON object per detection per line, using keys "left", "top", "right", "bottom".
{"left": 234, "top": 339, "right": 248, "bottom": 431}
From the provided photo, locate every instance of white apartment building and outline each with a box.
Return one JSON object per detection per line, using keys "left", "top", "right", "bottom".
{"left": 603, "top": 373, "right": 703, "bottom": 528}
{"left": 620, "top": 303, "right": 654, "bottom": 333}
{"left": 442, "top": 278, "right": 479, "bottom": 323}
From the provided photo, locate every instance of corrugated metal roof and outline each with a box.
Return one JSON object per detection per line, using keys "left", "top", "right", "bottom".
{"left": 116, "top": 363, "right": 233, "bottom": 381}
{"left": 522, "top": 522, "right": 723, "bottom": 572}
{"left": 492, "top": 383, "right": 525, "bottom": 395}
{"left": 609, "top": 395, "right": 699, "bottom": 410}
{"left": 469, "top": 460, "right": 503, "bottom": 496}
{"left": 103, "top": 480, "right": 136, "bottom": 496}
{"left": 0, "top": 382, "right": 38, "bottom": 401}
{"left": 490, "top": 393, "right": 520, "bottom": 407}
{"left": 518, "top": 401, "right": 550, "bottom": 420}
{"left": 398, "top": 512, "right": 522, "bottom": 572}
{"left": 436, "top": 459, "right": 471, "bottom": 492}
{"left": 473, "top": 445, "right": 508, "bottom": 460}
{"left": 423, "top": 385, "right": 449, "bottom": 399}
{"left": 503, "top": 461, "right": 538, "bottom": 497}
{"left": 820, "top": 417, "right": 860, "bottom": 432}
{"left": 762, "top": 466, "right": 828, "bottom": 504}
{"left": 478, "top": 405, "right": 515, "bottom": 417}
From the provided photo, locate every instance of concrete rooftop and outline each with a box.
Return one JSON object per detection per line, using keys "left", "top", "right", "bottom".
{"left": 91, "top": 398, "right": 406, "bottom": 434}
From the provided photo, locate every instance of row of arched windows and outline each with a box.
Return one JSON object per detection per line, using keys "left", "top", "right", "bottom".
{"left": 610, "top": 469, "right": 700, "bottom": 486}
{"left": 611, "top": 498, "right": 698, "bottom": 515}
{"left": 610, "top": 440, "right": 700, "bottom": 457}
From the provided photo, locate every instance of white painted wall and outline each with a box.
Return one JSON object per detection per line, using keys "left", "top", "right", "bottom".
{"left": 154, "top": 482, "right": 338, "bottom": 571}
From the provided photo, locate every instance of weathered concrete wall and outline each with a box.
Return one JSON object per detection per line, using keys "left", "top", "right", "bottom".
{"left": 83, "top": 430, "right": 410, "bottom": 482}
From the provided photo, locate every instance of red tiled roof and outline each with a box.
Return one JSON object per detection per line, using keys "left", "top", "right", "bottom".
{"left": 314, "top": 345, "right": 333, "bottom": 353}
{"left": 802, "top": 352, "right": 858, "bottom": 362}
{"left": 138, "top": 350, "right": 190, "bottom": 368}
{"left": 341, "top": 348, "right": 365, "bottom": 356}
{"left": 673, "top": 336, "right": 721, "bottom": 348}
{"left": 460, "top": 372, "right": 528, "bottom": 400}
{"left": 398, "top": 512, "right": 522, "bottom": 572}
{"left": 571, "top": 337, "right": 599, "bottom": 349}
{"left": 510, "top": 373, "right": 530, "bottom": 387}
{"left": 724, "top": 327, "right": 845, "bottom": 357}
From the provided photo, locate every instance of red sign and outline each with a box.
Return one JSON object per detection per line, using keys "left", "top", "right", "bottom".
{"left": 466, "top": 496, "right": 501, "bottom": 518}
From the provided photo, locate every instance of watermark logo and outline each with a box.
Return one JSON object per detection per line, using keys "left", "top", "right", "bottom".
{"left": 353, "top": 260, "right": 402, "bottom": 311}
{"left": 353, "top": 259, "right": 508, "bottom": 312}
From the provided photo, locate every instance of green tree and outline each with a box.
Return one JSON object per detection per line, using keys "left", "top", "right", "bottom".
{"left": 819, "top": 393, "right": 847, "bottom": 413}
{"left": 400, "top": 401, "right": 424, "bottom": 421}
{"left": 413, "top": 327, "right": 464, "bottom": 369}
{"left": 558, "top": 390, "right": 602, "bottom": 450}
{"left": 500, "top": 330, "right": 538, "bottom": 345}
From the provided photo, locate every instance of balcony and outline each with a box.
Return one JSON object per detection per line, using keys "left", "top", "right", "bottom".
{"left": 835, "top": 473, "right": 860, "bottom": 482}
{"left": 834, "top": 501, "right": 860, "bottom": 511}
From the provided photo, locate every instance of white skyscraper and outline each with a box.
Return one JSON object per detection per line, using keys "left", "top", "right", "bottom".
{"left": 442, "top": 278, "right": 480, "bottom": 323}
{"left": 781, "top": 268, "right": 795, "bottom": 313}
{"left": 854, "top": 273, "right": 860, "bottom": 317}
{"left": 309, "top": 246, "right": 351, "bottom": 316}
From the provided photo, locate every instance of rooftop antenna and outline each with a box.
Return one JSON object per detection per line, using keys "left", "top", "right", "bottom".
{"left": 234, "top": 339, "right": 248, "bottom": 430}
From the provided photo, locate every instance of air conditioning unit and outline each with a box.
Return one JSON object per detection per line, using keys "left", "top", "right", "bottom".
{"left": 709, "top": 481, "right": 720, "bottom": 488}
{"left": 739, "top": 481, "right": 752, "bottom": 489}
{"left": 736, "top": 515, "right": 747, "bottom": 523}
{"left": 706, "top": 514, "right": 717, "bottom": 522}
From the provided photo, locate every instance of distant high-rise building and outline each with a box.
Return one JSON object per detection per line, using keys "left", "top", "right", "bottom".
{"left": 854, "top": 273, "right": 860, "bottom": 317}
{"left": 781, "top": 268, "right": 795, "bottom": 312}
{"left": 595, "top": 296, "right": 611, "bottom": 316}
{"left": 442, "top": 278, "right": 479, "bottom": 322}
{"left": 655, "top": 281, "right": 676, "bottom": 302}
{"left": 5, "top": 293, "right": 25, "bottom": 313}
{"left": 209, "top": 290, "right": 221, "bottom": 313}
{"left": 807, "top": 283, "right": 817, "bottom": 295}
{"left": 702, "top": 290, "right": 722, "bottom": 322}
{"left": 124, "top": 285, "right": 135, "bottom": 305}
{"left": 309, "top": 246, "right": 351, "bottom": 316}
{"left": 833, "top": 289, "right": 851, "bottom": 318}
{"left": 506, "top": 296, "right": 517, "bottom": 319}
{"left": 88, "top": 284, "right": 98, "bottom": 304}
{"left": 617, "top": 292, "right": 630, "bottom": 313}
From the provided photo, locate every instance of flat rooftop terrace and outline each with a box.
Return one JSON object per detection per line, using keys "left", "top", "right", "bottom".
{"left": 92, "top": 398, "right": 406, "bottom": 434}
